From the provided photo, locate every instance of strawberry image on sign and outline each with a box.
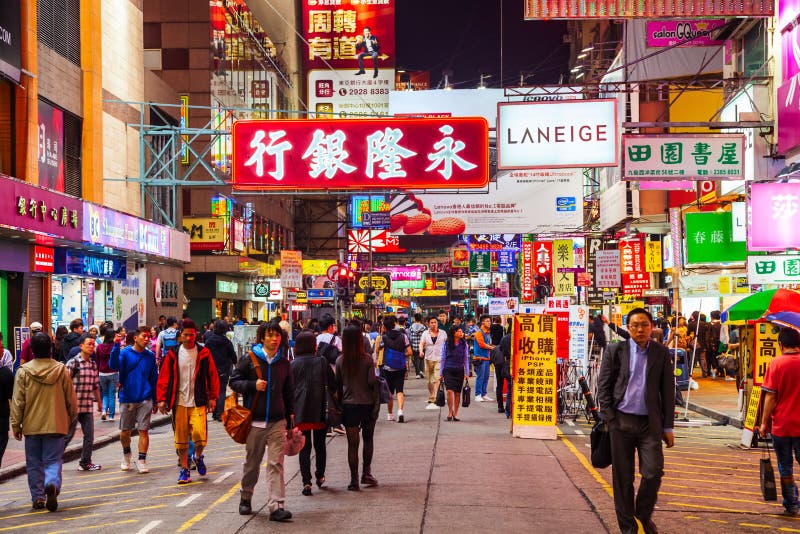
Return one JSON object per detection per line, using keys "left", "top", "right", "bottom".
{"left": 428, "top": 217, "right": 466, "bottom": 235}
{"left": 402, "top": 213, "right": 432, "bottom": 234}
{"left": 389, "top": 214, "right": 408, "bottom": 233}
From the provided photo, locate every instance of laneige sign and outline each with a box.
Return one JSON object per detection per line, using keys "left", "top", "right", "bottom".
{"left": 497, "top": 99, "right": 618, "bottom": 170}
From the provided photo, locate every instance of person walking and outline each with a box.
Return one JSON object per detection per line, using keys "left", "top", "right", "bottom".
{"left": 408, "top": 313, "right": 427, "bottom": 379}
{"left": 204, "top": 320, "right": 238, "bottom": 422}
{"left": 0, "top": 332, "right": 13, "bottom": 371}
{"left": 64, "top": 334, "right": 103, "bottom": 471}
{"left": 10, "top": 333, "right": 77, "bottom": 512}
{"left": 491, "top": 332, "right": 513, "bottom": 416}
{"left": 157, "top": 319, "right": 219, "bottom": 485}
{"left": 472, "top": 315, "right": 495, "bottom": 402}
{"left": 420, "top": 316, "right": 446, "bottom": 410}
{"left": 20, "top": 321, "right": 44, "bottom": 364}
{"left": 59, "top": 318, "right": 84, "bottom": 362}
{"left": 439, "top": 325, "right": 469, "bottom": 421}
{"left": 759, "top": 327, "right": 800, "bottom": 516}
{"left": 155, "top": 316, "right": 180, "bottom": 368}
{"left": 0, "top": 356, "right": 13, "bottom": 466}
{"left": 597, "top": 308, "right": 675, "bottom": 534}
{"left": 335, "top": 325, "right": 379, "bottom": 491}
{"left": 230, "top": 319, "right": 295, "bottom": 521}
{"left": 376, "top": 315, "right": 411, "bottom": 423}
{"left": 94, "top": 327, "right": 118, "bottom": 422}
{"left": 110, "top": 326, "right": 159, "bottom": 474}
{"left": 290, "top": 330, "right": 335, "bottom": 496}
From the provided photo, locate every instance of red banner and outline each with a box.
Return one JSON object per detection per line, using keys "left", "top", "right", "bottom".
{"left": 524, "top": 0, "right": 773, "bottom": 18}
{"left": 521, "top": 240, "right": 534, "bottom": 302}
{"left": 232, "top": 118, "right": 489, "bottom": 190}
{"left": 619, "top": 238, "right": 644, "bottom": 274}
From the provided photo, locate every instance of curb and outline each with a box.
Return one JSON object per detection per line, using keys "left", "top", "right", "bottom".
{"left": 0, "top": 414, "right": 172, "bottom": 484}
{"left": 686, "top": 401, "right": 743, "bottom": 429}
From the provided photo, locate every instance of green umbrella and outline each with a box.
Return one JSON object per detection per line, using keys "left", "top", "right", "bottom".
{"left": 721, "top": 288, "right": 800, "bottom": 323}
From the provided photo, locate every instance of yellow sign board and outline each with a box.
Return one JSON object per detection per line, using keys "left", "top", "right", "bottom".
{"left": 645, "top": 241, "right": 662, "bottom": 273}
{"left": 302, "top": 259, "right": 336, "bottom": 276}
{"left": 182, "top": 217, "right": 226, "bottom": 251}
{"left": 743, "top": 386, "right": 762, "bottom": 431}
{"left": 753, "top": 321, "right": 780, "bottom": 386}
{"left": 512, "top": 314, "right": 558, "bottom": 439}
{"left": 410, "top": 289, "right": 447, "bottom": 297}
{"left": 719, "top": 276, "right": 731, "bottom": 295}
{"left": 552, "top": 239, "right": 574, "bottom": 296}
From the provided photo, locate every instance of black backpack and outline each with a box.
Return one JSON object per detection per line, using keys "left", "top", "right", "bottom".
{"left": 316, "top": 336, "right": 341, "bottom": 366}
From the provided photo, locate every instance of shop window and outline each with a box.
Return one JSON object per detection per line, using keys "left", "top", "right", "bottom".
{"left": 63, "top": 111, "right": 82, "bottom": 198}
{"left": 37, "top": 0, "right": 81, "bottom": 67}
{"left": 0, "top": 80, "right": 13, "bottom": 176}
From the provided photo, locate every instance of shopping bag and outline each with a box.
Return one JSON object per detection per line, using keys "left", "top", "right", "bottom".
{"left": 283, "top": 426, "right": 306, "bottom": 457}
{"left": 590, "top": 421, "right": 612, "bottom": 468}
{"left": 461, "top": 380, "right": 471, "bottom": 408}
{"left": 221, "top": 393, "right": 253, "bottom": 444}
{"left": 378, "top": 376, "right": 391, "bottom": 404}
{"left": 435, "top": 382, "right": 446, "bottom": 407}
{"left": 761, "top": 441, "right": 778, "bottom": 501}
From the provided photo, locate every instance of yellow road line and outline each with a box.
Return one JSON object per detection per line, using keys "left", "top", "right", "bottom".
{"left": 738, "top": 523, "right": 775, "bottom": 530}
{"left": 661, "top": 474, "right": 760, "bottom": 488}
{"left": 0, "top": 519, "right": 56, "bottom": 531}
{"left": 668, "top": 501, "right": 764, "bottom": 514}
{"left": 558, "top": 434, "right": 613, "bottom": 498}
{"left": 62, "top": 514, "right": 100, "bottom": 521}
{"left": 112, "top": 504, "right": 167, "bottom": 514}
{"left": 660, "top": 491, "right": 782, "bottom": 507}
{"left": 709, "top": 519, "right": 729, "bottom": 523}
{"left": 0, "top": 510, "right": 48, "bottom": 521}
{"left": 47, "top": 518, "right": 138, "bottom": 534}
{"left": 779, "top": 526, "right": 800, "bottom": 533}
{"left": 684, "top": 516, "right": 701, "bottom": 519}
{"left": 661, "top": 482, "right": 761, "bottom": 497}
{"left": 177, "top": 482, "right": 240, "bottom": 533}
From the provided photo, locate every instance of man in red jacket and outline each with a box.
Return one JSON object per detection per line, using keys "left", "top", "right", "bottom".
{"left": 157, "top": 319, "right": 219, "bottom": 485}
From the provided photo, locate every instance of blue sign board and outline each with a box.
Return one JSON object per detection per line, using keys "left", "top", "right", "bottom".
{"left": 467, "top": 234, "right": 521, "bottom": 252}
{"left": 362, "top": 212, "right": 391, "bottom": 229}
{"left": 307, "top": 288, "right": 335, "bottom": 300}
{"left": 350, "top": 196, "right": 390, "bottom": 228}
{"left": 497, "top": 251, "right": 517, "bottom": 273}
{"left": 556, "top": 196, "right": 577, "bottom": 212}
{"left": 54, "top": 249, "right": 127, "bottom": 280}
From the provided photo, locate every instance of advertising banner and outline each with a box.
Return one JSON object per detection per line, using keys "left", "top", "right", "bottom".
{"left": 497, "top": 100, "right": 618, "bottom": 169}
{"left": 13, "top": 326, "right": 29, "bottom": 372}
{"left": 488, "top": 297, "right": 518, "bottom": 315}
{"left": 497, "top": 251, "right": 517, "bottom": 274}
{"left": 350, "top": 195, "right": 391, "bottom": 229}
{"left": 84, "top": 204, "right": 170, "bottom": 258}
{"left": 182, "top": 217, "right": 226, "bottom": 251}
{"left": 520, "top": 240, "right": 534, "bottom": 302}
{"left": 569, "top": 305, "right": 590, "bottom": 367}
{"left": 0, "top": 174, "right": 82, "bottom": 241}
{"left": 467, "top": 234, "right": 521, "bottom": 252}
{"left": 685, "top": 212, "right": 746, "bottom": 264}
{"left": 232, "top": 118, "right": 488, "bottom": 190}
{"left": 749, "top": 182, "right": 800, "bottom": 251}
{"left": 552, "top": 239, "right": 574, "bottom": 296}
{"left": 451, "top": 247, "right": 469, "bottom": 268}
{"left": 585, "top": 237, "right": 604, "bottom": 305}
{"left": 645, "top": 20, "right": 726, "bottom": 47}
{"left": 623, "top": 134, "right": 745, "bottom": 180}
{"left": 645, "top": 241, "right": 663, "bottom": 272}
{"left": 375, "top": 266, "right": 423, "bottom": 281}
{"left": 469, "top": 252, "right": 491, "bottom": 273}
{"left": 31, "top": 245, "right": 55, "bottom": 273}
{"left": 512, "top": 314, "right": 558, "bottom": 440}
{"left": 545, "top": 297, "right": 570, "bottom": 361}
{"left": 595, "top": 250, "right": 621, "bottom": 287}
{"left": 524, "top": 0, "right": 773, "bottom": 18}
{"left": 280, "top": 250, "right": 303, "bottom": 289}
{"left": 302, "top": 0, "right": 395, "bottom": 117}
{"left": 54, "top": 249, "right": 127, "bottom": 280}
{"left": 747, "top": 255, "right": 800, "bottom": 285}
{"left": 669, "top": 207, "right": 683, "bottom": 270}
{"left": 389, "top": 168, "right": 583, "bottom": 235}
{"left": 0, "top": 2, "right": 21, "bottom": 81}
{"left": 111, "top": 268, "right": 146, "bottom": 330}
{"left": 37, "top": 100, "right": 65, "bottom": 192}
{"left": 777, "top": 76, "right": 800, "bottom": 154}
{"left": 347, "top": 229, "right": 405, "bottom": 253}
{"left": 753, "top": 321, "right": 780, "bottom": 386}
{"left": 620, "top": 238, "right": 644, "bottom": 274}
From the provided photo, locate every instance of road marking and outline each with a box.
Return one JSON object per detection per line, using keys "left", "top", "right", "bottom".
{"left": 738, "top": 523, "right": 775, "bottom": 530}
{"left": 176, "top": 494, "right": 203, "bottom": 507}
{"left": 63, "top": 514, "right": 100, "bottom": 521}
{"left": 667, "top": 501, "right": 758, "bottom": 514}
{"left": 213, "top": 471, "right": 234, "bottom": 484}
{"left": 565, "top": 420, "right": 575, "bottom": 426}
{"left": 0, "top": 520, "right": 56, "bottom": 532}
{"left": 661, "top": 490, "right": 782, "bottom": 507}
{"left": 709, "top": 519, "right": 729, "bottom": 523}
{"left": 558, "top": 433, "right": 613, "bottom": 498}
{"left": 574, "top": 429, "right": 584, "bottom": 435}
{"left": 177, "top": 483, "right": 240, "bottom": 533}
{"left": 114, "top": 504, "right": 167, "bottom": 514}
{"left": 135, "top": 520, "right": 163, "bottom": 534}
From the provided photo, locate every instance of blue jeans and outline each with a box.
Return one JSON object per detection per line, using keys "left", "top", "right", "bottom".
{"left": 475, "top": 360, "right": 490, "bottom": 397}
{"left": 25, "top": 435, "right": 65, "bottom": 503}
{"left": 99, "top": 373, "right": 118, "bottom": 417}
{"left": 772, "top": 435, "right": 800, "bottom": 511}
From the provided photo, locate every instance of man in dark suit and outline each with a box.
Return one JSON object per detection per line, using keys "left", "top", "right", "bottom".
{"left": 355, "top": 27, "right": 380, "bottom": 78}
{"left": 597, "top": 308, "right": 675, "bottom": 534}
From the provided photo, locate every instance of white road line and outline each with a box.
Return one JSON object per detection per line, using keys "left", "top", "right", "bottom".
{"left": 213, "top": 471, "right": 234, "bottom": 484}
{"left": 566, "top": 420, "right": 575, "bottom": 426}
{"left": 136, "top": 520, "right": 163, "bottom": 534}
{"left": 575, "top": 429, "right": 585, "bottom": 435}
{"left": 176, "top": 493, "right": 203, "bottom": 507}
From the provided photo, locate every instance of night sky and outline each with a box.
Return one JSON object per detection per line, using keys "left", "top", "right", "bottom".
{"left": 395, "top": 0, "right": 570, "bottom": 88}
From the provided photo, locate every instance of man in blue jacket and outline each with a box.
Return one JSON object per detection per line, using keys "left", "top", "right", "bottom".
{"left": 110, "top": 326, "right": 158, "bottom": 474}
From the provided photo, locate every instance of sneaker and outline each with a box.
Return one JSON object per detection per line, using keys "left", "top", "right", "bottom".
{"left": 398, "top": 414, "right": 405, "bottom": 423}
{"left": 44, "top": 483, "right": 58, "bottom": 512}
{"left": 269, "top": 508, "right": 293, "bottom": 522}
{"left": 302, "top": 484, "right": 312, "bottom": 496}
{"left": 425, "top": 403, "right": 439, "bottom": 410}
{"left": 120, "top": 453, "right": 132, "bottom": 471}
{"left": 77, "top": 463, "right": 101, "bottom": 471}
{"left": 32, "top": 499, "right": 45, "bottom": 510}
{"left": 332, "top": 426, "right": 346, "bottom": 435}
{"left": 108, "top": 416, "right": 115, "bottom": 422}
{"left": 387, "top": 413, "right": 395, "bottom": 421}
{"left": 177, "top": 467, "right": 192, "bottom": 484}
{"left": 194, "top": 454, "right": 207, "bottom": 476}
{"left": 475, "top": 395, "right": 484, "bottom": 403}
{"left": 239, "top": 498, "right": 252, "bottom": 515}
{"left": 136, "top": 460, "right": 149, "bottom": 474}
{"left": 482, "top": 395, "right": 494, "bottom": 402}
{"left": 361, "top": 473, "right": 378, "bottom": 486}
{"left": 785, "top": 506, "right": 800, "bottom": 517}
{"left": 101, "top": 412, "right": 107, "bottom": 421}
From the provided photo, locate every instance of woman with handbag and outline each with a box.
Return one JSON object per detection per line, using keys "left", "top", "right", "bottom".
{"left": 229, "top": 319, "right": 295, "bottom": 522}
{"left": 334, "top": 325, "right": 379, "bottom": 491}
{"left": 439, "top": 326, "right": 470, "bottom": 421}
{"left": 290, "top": 330, "right": 335, "bottom": 496}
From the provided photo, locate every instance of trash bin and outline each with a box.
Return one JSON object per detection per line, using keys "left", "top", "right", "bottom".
{"left": 670, "top": 348, "right": 689, "bottom": 391}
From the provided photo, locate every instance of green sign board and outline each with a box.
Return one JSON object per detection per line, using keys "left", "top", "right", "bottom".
{"left": 469, "top": 252, "right": 491, "bottom": 273}
{"left": 684, "top": 212, "right": 747, "bottom": 265}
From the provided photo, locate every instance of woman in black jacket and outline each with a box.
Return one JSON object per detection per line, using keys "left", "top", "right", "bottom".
{"left": 290, "top": 330, "right": 335, "bottom": 496}
{"left": 204, "top": 320, "right": 238, "bottom": 421}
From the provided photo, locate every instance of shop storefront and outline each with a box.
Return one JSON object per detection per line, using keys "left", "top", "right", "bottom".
{"left": 184, "top": 273, "right": 255, "bottom": 324}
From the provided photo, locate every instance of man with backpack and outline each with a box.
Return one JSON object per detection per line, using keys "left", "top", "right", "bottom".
{"left": 378, "top": 315, "right": 412, "bottom": 422}
{"left": 64, "top": 334, "right": 103, "bottom": 471}
{"left": 156, "top": 316, "right": 180, "bottom": 367}
{"left": 316, "top": 315, "right": 342, "bottom": 367}
{"left": 408, "top": 314, "right": 427, "bottom": 379}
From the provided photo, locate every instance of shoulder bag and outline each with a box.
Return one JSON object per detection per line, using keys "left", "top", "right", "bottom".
{"left": 222, "top": 352, "right": 263, "bottom": 444}
{"left": 435, "top": 381, "right": 446, "bottom": 407}
{"left": 760, "top": 439, "right": 778, "bottom": 501}
{"left": 461, "top": 379, "right": 471, "bottom": 408}
{"left": 590, "top": 421, "right": 612, "bottom": 468}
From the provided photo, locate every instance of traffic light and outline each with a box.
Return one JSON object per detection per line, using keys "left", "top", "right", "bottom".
{"left": 365, "top": 286, "right": 377, "bottom": 304}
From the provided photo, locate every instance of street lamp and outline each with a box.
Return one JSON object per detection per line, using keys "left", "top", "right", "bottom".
{"left": 479, "top": 74, "right": 492, "bottom": 89}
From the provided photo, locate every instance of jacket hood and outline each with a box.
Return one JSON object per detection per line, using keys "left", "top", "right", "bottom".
{"left": 63, "top": 331, "right": 81, "bottom": 343}
{"left": 410, "top": 323, "right": 426, "bottom": 332}
{"left": 386, "top": 329, "right": 404, "bottom": 341}
{"left": 24, "top": 358, "right": 65, "bottom": 385}
{"left": 252, "top": 344, "right": 282, "bottom": 364}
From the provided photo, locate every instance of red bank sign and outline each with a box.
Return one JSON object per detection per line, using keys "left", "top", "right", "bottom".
{"left": 232, "top": 118, "right": 489, "bottom": 190}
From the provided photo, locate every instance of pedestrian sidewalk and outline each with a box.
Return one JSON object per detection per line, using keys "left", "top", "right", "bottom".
{"left": 681, "top": 372, "right": 743, "bottom": 427}
{"left": 0, "top": 411, "right": 171, "bottom": 482}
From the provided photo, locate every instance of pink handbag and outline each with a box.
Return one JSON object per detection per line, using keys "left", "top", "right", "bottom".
{"left": 283, "top": 427, "right": 305, "bottom": 456}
